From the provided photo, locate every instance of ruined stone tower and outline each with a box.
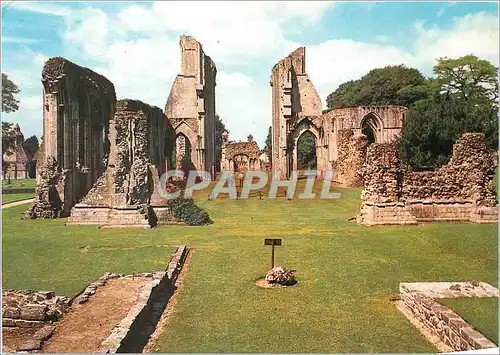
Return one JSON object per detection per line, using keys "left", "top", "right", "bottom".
{"left": 270, "top": 47, "right": 323, "bottom": 178}
{"left": 165, "top": 35, "right": 217, "bottom": 176}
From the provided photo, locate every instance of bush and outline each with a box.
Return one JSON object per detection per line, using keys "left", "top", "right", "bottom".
{"left": 167, "top": 198, "right": 213, "bottom": 226}
{"left": 265, "top": 266, "right": 296, "bottom": 286}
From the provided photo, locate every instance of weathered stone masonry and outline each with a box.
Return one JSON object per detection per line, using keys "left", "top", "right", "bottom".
{"left": 357, "top": 133, "right": 498, "bottom": 225}
{"left": 270, "top": 47, "right": 406, "bottom": 185}
{"left": 399, "top": 282, "right": 498, "bottom": 351}
{"left": 165, "top": 35, "right": 217, "bottom": 176}
{"left": 220, "top": 133, "right": 262, "bottom": 172}
{"left": 26, "top": 57, "right": 116, "bottom": 218}
{"left": 67, "top": 99, "right": 177, "bottom": 228}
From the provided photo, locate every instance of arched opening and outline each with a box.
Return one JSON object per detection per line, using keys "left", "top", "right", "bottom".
{"left": 297, "top": 130, "right": 317, "bottom": 170}
{"left": 233, "top": 154, "right": 249, "bottom": 173}
{"left": 361, "top": 113, "right": 382, "bottom": 144}
{"left": 173, "top": 133, "right": 195, "bottom": 172}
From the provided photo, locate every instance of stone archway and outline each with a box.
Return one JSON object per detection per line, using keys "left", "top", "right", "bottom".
{"left": 296, "top": 130, "right": 317, "bottom": 170}
{"left": 287, "top": 118, "right": 323, "bottom": 177}
{"left": 361, "top": 113, "right": 383, "bottom": 144}
{"left": 233, "top": 154, "right": 250, "bottom": 173}
{"left": 174, "top": 121, "right": 199, "bottom": 171}
{"left": 174, "top": 132, "right": 195, "bottom": 173}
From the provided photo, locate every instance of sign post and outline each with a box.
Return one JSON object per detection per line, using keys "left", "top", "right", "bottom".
{"left": 264, "top": 238, "right": 282, "bottom": 269}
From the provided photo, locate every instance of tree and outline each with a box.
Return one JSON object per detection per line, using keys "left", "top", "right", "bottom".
{"left": 264, "top": 126, "right": 272, "bottom": 159}
{"left": 215, "top": 115, "right": 226, "bottom": 170}
{"left": 398, "top": 56, "right": 498, "bottom": 169}
{"left": 24, "top": 135, "right": 39, "bottom": 158}
{"left": 434, "top": 55, "right": 498, "bottom": 104}
{"left": 2, "top": 73, "right": 20, "bottom": 113}
{"left": 2, "top": 122, "right": 16, "bottom": 177}
{"left": 297, "top": 131, "right": 317, "bottom": 170}
{"left": 326, "top": 65, "right": 427, "bottom": 109}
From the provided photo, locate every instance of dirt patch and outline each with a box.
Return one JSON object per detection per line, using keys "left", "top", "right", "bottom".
{"left": 255, "top": 278, "right": 297, "bottom": 289}
{"left": 395, "top": 300, "right": 452, "bottom": 353}
{"left": 142, "top": 250, "right": 193, "bottom": 353}
{"left": 42, "top": 277, "right": 150, "bottom": 353}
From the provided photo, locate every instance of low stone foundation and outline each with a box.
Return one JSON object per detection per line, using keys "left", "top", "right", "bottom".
{"left": 99, "top": 246, "right": 188, "bottom": 353}
{"left": 2, "top": 290, "right": 70, "bottom": 352}
{"left": 398, "top": 281, "right": 498, "bottom": 352}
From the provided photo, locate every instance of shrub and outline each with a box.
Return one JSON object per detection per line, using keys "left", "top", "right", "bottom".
{"left": 167, "top": 198, "right": 213, "bottom": 226}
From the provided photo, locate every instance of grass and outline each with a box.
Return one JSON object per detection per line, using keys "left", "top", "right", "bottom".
{"left": 439, "top": 297, "right": 498, "bottom": 345}
{"left": 1, "top": 178, "right": 36, "bottom": 189}
{"left": 2, "top": 193, "right": 35, "bottom": 204}
{"left": 2, "top": 178, "right": 35, "bottom": 204}
{"left": 2, "top": 181, "right": 498, "bottom": 353}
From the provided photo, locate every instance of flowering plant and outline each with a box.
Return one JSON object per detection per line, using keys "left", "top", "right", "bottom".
{"left": 265, "top": 266, "right": 296, "bottom": 286}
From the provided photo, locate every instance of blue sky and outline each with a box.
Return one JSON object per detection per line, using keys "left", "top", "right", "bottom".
{"left": 1, "top": 1, "right": 498, "bottom": 146}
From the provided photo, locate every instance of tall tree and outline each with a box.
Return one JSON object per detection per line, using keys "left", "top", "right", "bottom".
{"left": 2, "top": 73, "right": 20, "bottom": 113}
{"left": 264, "top": 126, "right": 272, "bottom": 160}
{"left": 215, "top": 115, "right": 226, "bottom": 170}
{"left": 326, "top": 65, "right": 427, "bottom": 109}
{"left": 24, "top": 135, "right": 39, "bottom": 158}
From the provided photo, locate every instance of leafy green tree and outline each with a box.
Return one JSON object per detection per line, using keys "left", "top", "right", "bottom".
{"left": 398, "top": 55, "right": 498, "bottom": 169}
{"left": 215, "top": 115, "right": 226, "bottom": 170}
{"left": 297, "top": 131, "right": 317, "bottom": 170}
{"left": 434, "top": 55, "right": 498, "bottom": 104}
{"left": 24, "top": 135, "right": 39, "bottom": 158}
{"left": 326, "top": 65, "right": 427, "bottom": 109}
{"left": 2, "top": 73, "right": 20, "bottom": 113}
{"left": 2, "top": 122, "right": 16, "bottom": 177}
{"left": 264, "top": 126, "right": 272, "bottom": 159}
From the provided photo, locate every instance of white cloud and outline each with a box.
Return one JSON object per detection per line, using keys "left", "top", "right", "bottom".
{"left": 2, "top": 36, "right": 39, "bottom": 44}
{"left": 307, "top": 11, "right": 499, "bottom": 108}
{"left": 3, "top": 3, "right": 498, "bottom": 149}
{"left": 54, "top": 1, "right": 334, "bottom": 146}
{"left": 3, "top": 1, "right": 72, "bottom": 16}
{"left": 437, "top": 2, "right": 456, "bottom": 18}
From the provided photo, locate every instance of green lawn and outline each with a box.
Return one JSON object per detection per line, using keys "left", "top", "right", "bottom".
{"left": 439, "top": 297, "right": 498, "bottom": 345}
{"left": 2, "top": 193, "right": 35, "bottom": 204}
{"left": 2, "top": 178, "right": 35, "bottom": 204}
{"left": 2, "top": 178, "right": 36, "bottom": 189}
{"left": 2, "top": 181, "right": 497, "bottom": 353}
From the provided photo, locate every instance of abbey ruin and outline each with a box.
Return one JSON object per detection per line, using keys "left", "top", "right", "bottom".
{"left": 23, "top": 38, "right": 497, "bottom": 227}
{"left": 26, "top": 36, "right": 217, "bottom": 227}
{"left": 270, "top": 47, "right": 407, "bottom": 185}
{"left": 165, "top": 35, "right": 217, "bottom": 176}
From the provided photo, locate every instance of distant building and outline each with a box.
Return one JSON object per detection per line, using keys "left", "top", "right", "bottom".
{"left": 2, "top": 124, "right": 34, "bottom": 179}
{"left": 220, "top": 132, "right": 263, "bottom": 172}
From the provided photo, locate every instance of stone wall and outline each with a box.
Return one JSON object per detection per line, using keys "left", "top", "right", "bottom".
{"left": 270, "top": 47, "right": 324, "bottom": 178}
{"left": 165, "top": 35, "right": 217, "bottom": 175}
{"left": 26, "top": 57, "right": 116, "bottom": 219}
{"left": 270, "top": 47, "right": 406, "bottom": 182}
{"left": 399, "top": 282, "right": 498, "bottom": 351}
{"left": 333, "top": 130, "right": 368, "bottom": 186}
{"left": 67, "top": 99, "right": 177, "bottom": 228}
{"left": 357, "top": 133, "right": 498, "bottom": 225}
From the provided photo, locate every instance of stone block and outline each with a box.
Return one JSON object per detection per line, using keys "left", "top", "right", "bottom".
{"left": 2, "top": 306, "right": 20, "bottom": 319}
{"left": 33, "top": 325, "right": 56, "bottom": 341}
{"left": 20, "top": 304, "right": 48, "bottom": 321}
{"left": 18, "top": 340, "right": 41, "bottom": 352}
